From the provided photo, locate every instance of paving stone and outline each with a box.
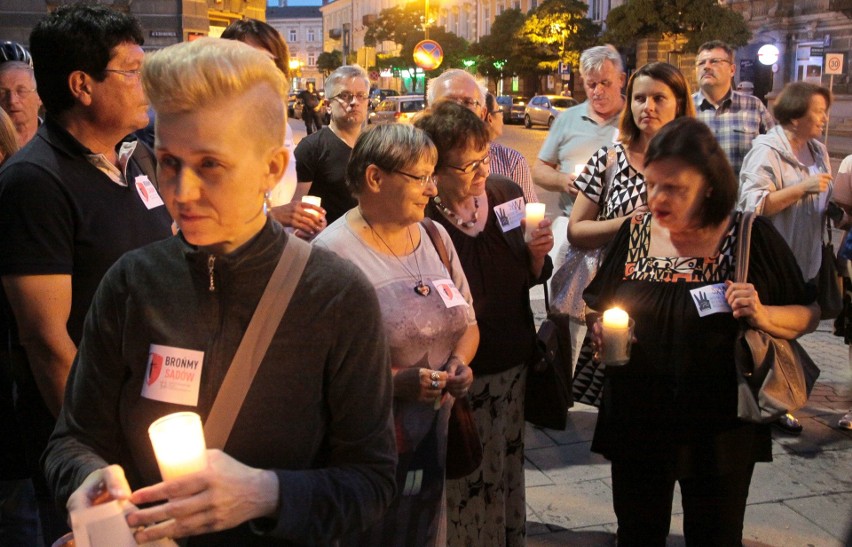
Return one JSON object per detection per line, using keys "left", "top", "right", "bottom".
{"left": 525, "top": 442, "right": 611, "bottom": 483}
{"left": 525, "top": 479, "right": 617, "bottom": 529}
{"left": 741, "top": 500, "right": 848, "bottom": 546}
{"left": 785, "top": 491, "right": 852, "bottom": 541}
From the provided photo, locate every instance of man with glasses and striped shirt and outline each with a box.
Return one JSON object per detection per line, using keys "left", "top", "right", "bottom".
{"left": 692, "top": 40, "right": 774, "bottom": 177}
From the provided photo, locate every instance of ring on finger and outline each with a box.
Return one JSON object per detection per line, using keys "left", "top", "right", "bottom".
{"left": 431, "top": 380, "right": 440, "bottom": 389}
{"left": 430, "top": 371, "right": 440, "bottom": 381}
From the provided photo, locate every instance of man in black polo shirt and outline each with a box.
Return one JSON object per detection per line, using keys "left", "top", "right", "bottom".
{"left": 0, "top": 5, "right": 172, "bottom": 542}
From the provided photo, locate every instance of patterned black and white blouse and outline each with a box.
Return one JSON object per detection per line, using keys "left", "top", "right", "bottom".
{"left": 575, "top": 143, "right": 647, "bottom": 219}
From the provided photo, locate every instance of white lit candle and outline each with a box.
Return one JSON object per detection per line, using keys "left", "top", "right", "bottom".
{"left": 301, "top": 195, "right": 322, "bottom": 217}
{"left": 601, "top": 307, "right": 633, "bottom": 365}
{"left": 602, "top": 307, "right": 629, "bottom": 329}
{"left": 574, "top": 163, "right": 586, "bottom": 176}
{"left": 148, "top": 412, "right": 208, "bottom": 481}
{"left": 524, "top": 202, "right": 546, "bottom": 241}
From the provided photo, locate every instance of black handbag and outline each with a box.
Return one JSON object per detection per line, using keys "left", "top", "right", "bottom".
{"left": 734, "top": 212, "right": 821, "bottom": 423}
{"left": 525, "top": 284, "right": 573, "bottom": 430}
{"left": 817, "top": 215, "right": 843, "bottom": 320}
{"left": 445, "top": 394, "right": 484, "bottom": 479}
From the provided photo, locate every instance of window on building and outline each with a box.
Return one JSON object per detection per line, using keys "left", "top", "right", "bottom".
{"left": 484, "top": 5, "right": 490, "bottom": 34}
{"left": 289, "top": 29, "right": 297, "bottom": 42}
{"left": 307, "top": 29, "right": 315, "bottom": 42}
{"left": 514, "top": 1, "right": 520, "bottom": 9}
{"left": 308, "top": 54, "right": 316, "bottom": 66}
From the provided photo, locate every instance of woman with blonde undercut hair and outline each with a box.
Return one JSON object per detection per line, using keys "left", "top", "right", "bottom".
{"left": 43, "top": 37, "right": 397, "bottom": 545}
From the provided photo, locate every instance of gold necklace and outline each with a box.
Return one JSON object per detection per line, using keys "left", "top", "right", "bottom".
{"left": 360, "top": 208, "right": 431, "bottom": 297}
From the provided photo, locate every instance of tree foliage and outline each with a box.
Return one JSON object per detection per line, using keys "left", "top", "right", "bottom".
{"left": 604, "top": 0, "right": 751, "bottom": 51}
{"left": 363, "top": 2, "right": 426, "bottom": 48}
{"left": 471, "top": 8, "right": 526, "bottom": 81}
{"left": 520, "top": 0, "right": 600, "bottom": 72}
{"left": 316, "top": 50, "right": 342, "bottom": 77}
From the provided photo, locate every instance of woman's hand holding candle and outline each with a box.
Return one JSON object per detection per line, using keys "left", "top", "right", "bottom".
{"left": 127, "top": 450, "right": 280, "bottom": 542}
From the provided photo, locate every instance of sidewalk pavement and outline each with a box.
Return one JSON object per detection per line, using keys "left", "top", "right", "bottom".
{"left": 523, "top": 296, "right": 852, "bottom": 545}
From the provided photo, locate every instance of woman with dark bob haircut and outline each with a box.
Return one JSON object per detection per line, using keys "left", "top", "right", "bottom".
{"left": 585, "top": 117, "right": 819, "bottom": 546}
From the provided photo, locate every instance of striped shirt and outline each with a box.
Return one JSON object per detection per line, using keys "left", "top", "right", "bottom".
{"left": 489, "top": 142, "right": 538, "bottom": 203}
{"left": 692, "top": 89, "right": 775, "bottom": 177}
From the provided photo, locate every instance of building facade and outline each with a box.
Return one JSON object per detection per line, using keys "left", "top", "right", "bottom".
{"left": 267, "top": 6, "right": 324, "bottom": 89}
{"left": 0, "top": 0, "right": 266, "bottom": 50}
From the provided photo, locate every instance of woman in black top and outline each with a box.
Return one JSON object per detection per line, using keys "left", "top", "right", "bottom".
{"left": 416, "top": 101, "right": 553, "bottom": 546}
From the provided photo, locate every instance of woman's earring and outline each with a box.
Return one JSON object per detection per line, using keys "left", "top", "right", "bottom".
{"left": 263, "top": 191, "right": 271, "bottom": 216}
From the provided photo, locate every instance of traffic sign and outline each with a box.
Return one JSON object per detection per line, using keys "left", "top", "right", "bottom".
{"left": 826, "top": 53, "right": 845, "bottom": 75}
{"left": 413, "top": 40, "right": 443, "bottom": 71}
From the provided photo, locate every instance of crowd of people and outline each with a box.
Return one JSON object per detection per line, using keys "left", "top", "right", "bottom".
{"left": 0, "top": 3, "right": 848, "bottom": 547}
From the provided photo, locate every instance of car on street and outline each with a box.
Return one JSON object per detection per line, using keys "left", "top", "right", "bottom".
{"left": 369, "top": 88, "right": 400, "bottom": 110}
{"left": 523, "top": 94, "right": 578, "bottom": 129}
{"left": 368, "top": 95, "right": 427, "bottom": 125}
{"left": 496, "top": 95, "right": 529, "bottom": 125}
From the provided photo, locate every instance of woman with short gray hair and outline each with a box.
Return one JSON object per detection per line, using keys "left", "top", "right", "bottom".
{"left": 315, "top": 123, "right": 478, "bottom": 547}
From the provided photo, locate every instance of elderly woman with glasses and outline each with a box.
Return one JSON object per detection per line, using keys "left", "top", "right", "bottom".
{"left": 314, "top": 123, "right": 478, "bottom": 547}
{"left": 414, "top": 101, "right": 553, "bottom": 546}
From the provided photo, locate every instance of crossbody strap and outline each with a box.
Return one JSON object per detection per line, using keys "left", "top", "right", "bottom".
{"left": 736, "top": 211, "right": 756, "bottom": 284}
{"left": 421, "top": 217, "right": 452, "bottom": 275}
{"left": 204, "top": 236, "right": 312, "bottom": 449}
{"left": 595, "top": 146, "right": 618, "bottom": 220}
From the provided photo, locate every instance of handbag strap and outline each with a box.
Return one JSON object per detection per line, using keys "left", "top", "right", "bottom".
{"left": 736, "top": 211, "right": 756, "bottom": 283}
{"left": 595, "top": 147, "right": 618, "bottom": 220}
{"left": 421, "top": 217, "right": 452, "bottom": 275}
{"left": 204, "top": 236, "right": 312, "bottom": 449}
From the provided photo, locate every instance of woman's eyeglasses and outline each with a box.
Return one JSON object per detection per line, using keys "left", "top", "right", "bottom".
{"left": 447, "top": 154, "right": 491, "bottom": 174}
{"left": 395, "top": 170, "right": 435, "bottom": 188}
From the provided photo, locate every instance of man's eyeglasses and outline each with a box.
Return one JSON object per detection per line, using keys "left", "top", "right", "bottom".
{"left": 0, "top": 86, "right": 36, "bottom": 101}
{"left": 696, "top": 58, "right": 732, "bottom": 68}
{"left": 448, "top": 97, "right": 482, "bottom": 110}
{"left": 103, "top": 68, "right": 143, "bottom": 78}
{"left": 333, "top": 91, "right": 369, "bottom": 103}
{"left": 395, "top": 169, "right": 435, "bottom": 188}
{"left": 447, "top": 154, "right": 490, "bottom": 174}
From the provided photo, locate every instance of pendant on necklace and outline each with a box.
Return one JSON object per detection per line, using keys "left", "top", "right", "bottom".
{"left": 414, "top": 282, "right": 431, "bottom": 297}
